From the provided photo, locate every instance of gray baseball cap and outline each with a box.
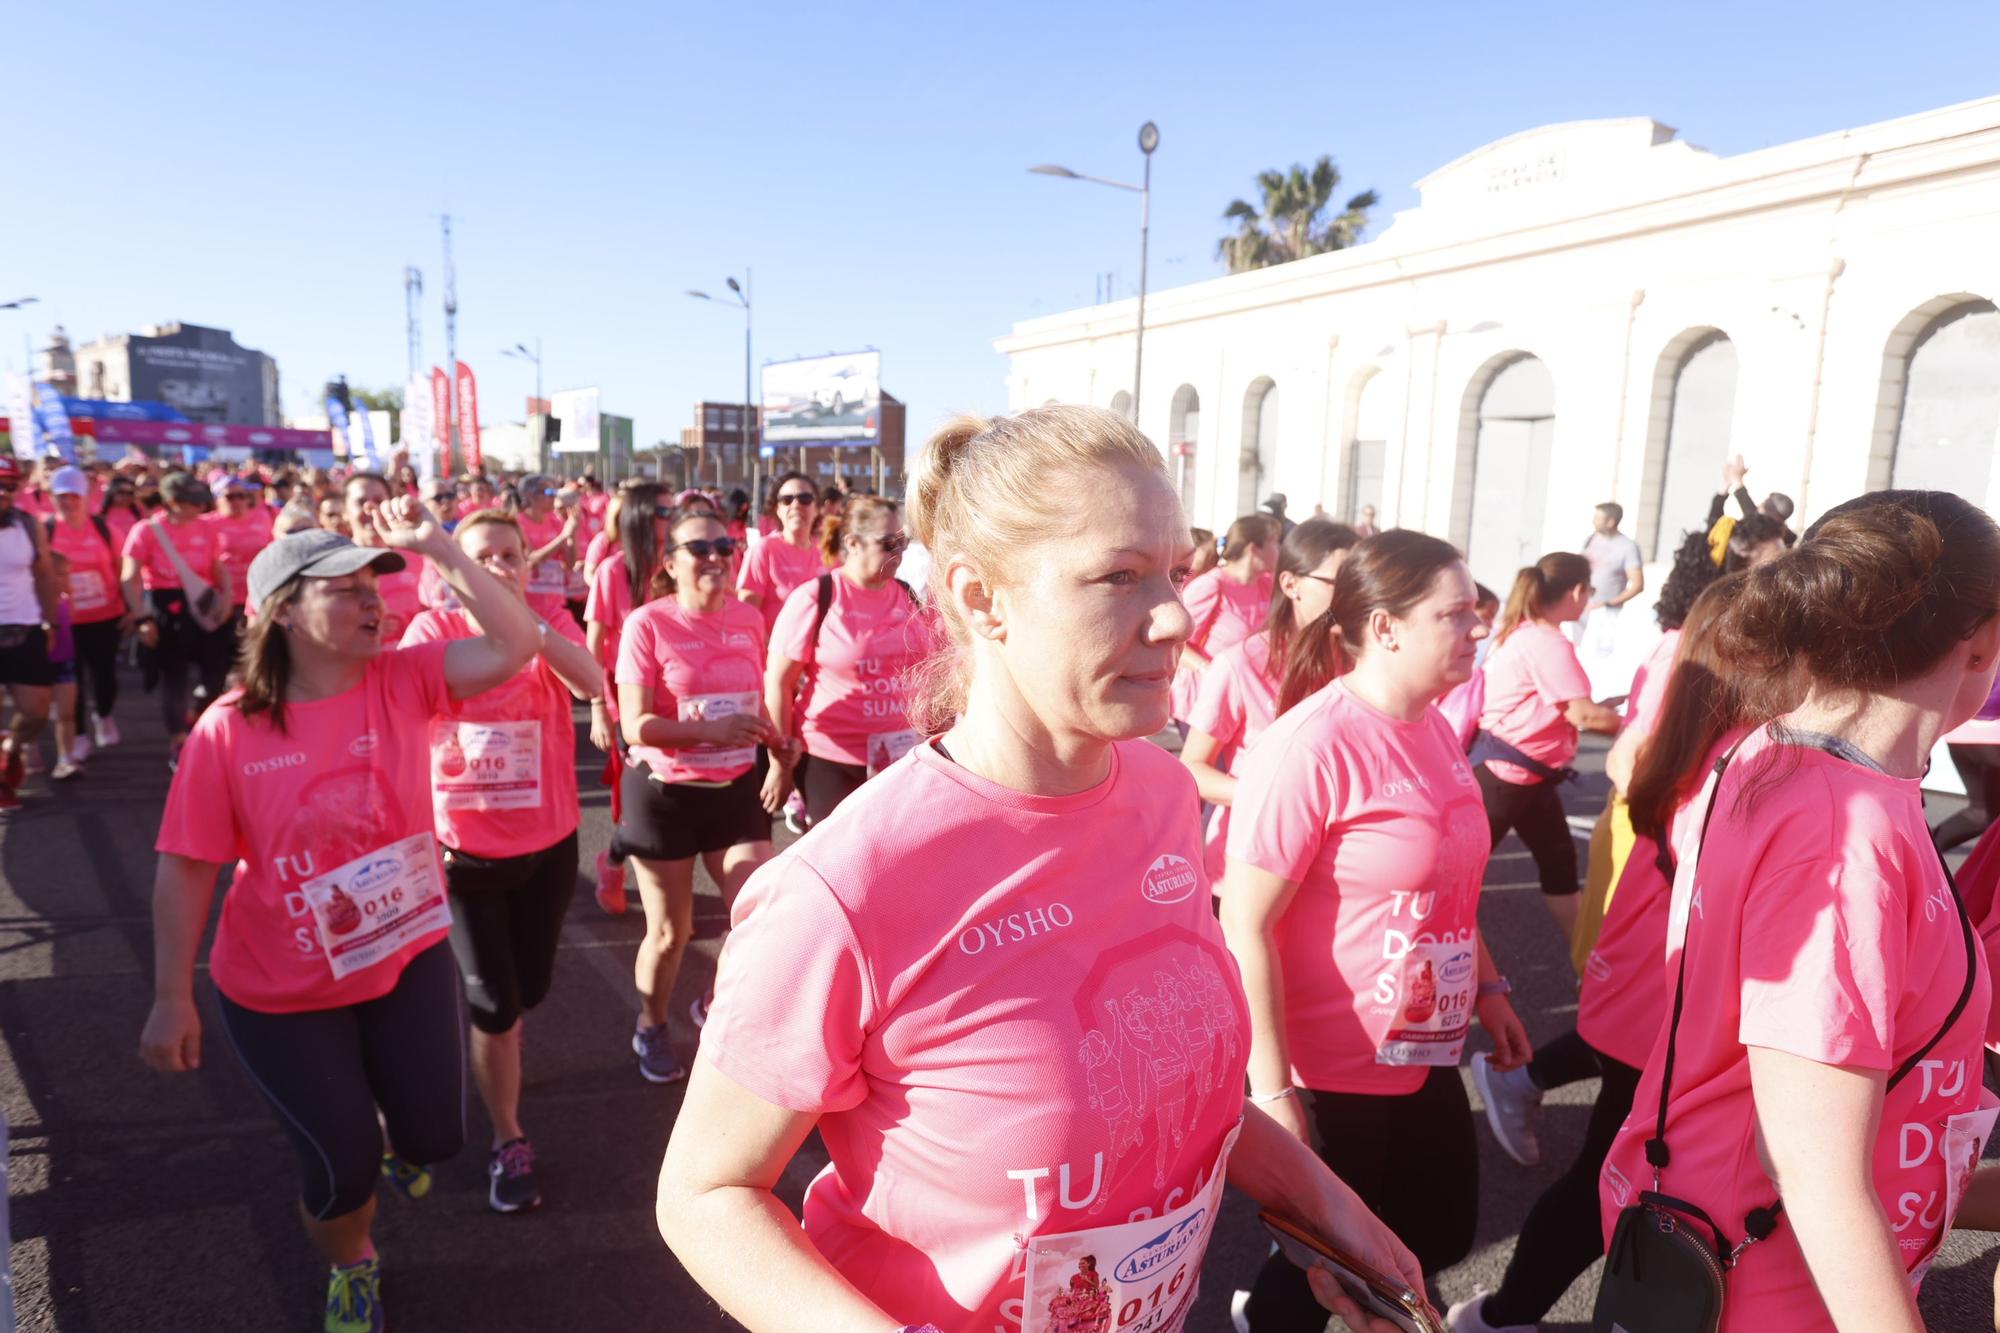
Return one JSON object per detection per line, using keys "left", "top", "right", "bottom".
{"left": 248, "top": 530, "right": 406, "bottom": 609}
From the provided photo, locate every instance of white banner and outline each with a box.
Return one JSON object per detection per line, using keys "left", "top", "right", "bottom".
{"left": 4, "top": 375, "right": 36, "bottom": 460}
{"left": 550, "top": 386, "right": 600, "bottom": 455}
{"left": 403, "top": 376, "right": 436, "bottom": 482}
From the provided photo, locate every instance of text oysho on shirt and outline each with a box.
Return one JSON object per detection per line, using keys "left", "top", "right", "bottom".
{"left": 700, "top": 739, "right": 1248, "bottom": 1333}
{"left": 615, "top": 596, "right": 767, "bottom": 784}
{"left": 770, "top": 572, "right": 935, "bottom": 767}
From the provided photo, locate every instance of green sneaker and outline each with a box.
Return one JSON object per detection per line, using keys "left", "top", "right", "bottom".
{"left": 379, "top": 1152, "right": 431, "bottom": 1200}
{"left": 325, "top": 1256, "right": 384, "bottom": 1333}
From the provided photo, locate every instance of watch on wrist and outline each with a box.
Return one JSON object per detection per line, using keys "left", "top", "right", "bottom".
{"left": 1477, "top": 977, "right": 1513, "bottom": 999}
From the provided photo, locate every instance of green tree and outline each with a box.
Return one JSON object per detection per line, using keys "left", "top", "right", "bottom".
{"left": 1217, "top": 157, "right": 1379, "bottom": 274}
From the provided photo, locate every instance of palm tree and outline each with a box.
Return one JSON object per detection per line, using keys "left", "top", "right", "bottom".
{"left": 1218, "top": 157, "right": 1380, "bottom": 274}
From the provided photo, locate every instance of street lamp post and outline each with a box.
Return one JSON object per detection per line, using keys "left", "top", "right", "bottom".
{"left": 501, "top": 339, "right": 545, "bottom": 472}
{"left": 687, "top": 274, "right": 754, "bottom": 500}
{"left": 1030, "top": 122, "right": 1158, "bottom": 422}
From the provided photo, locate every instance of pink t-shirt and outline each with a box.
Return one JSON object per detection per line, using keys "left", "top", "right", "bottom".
{"left": 1957, "top": 818, "right": 2000, "bottom": 1048}
{"left": 1477, "top": 621, "right": 1593, "bottom": 784}
{"left": 47, "top": 516, "right": 124, "bottom": 624}
{"left": 516, "top": 510, "right": 573, "bottom": 619}
{"left": 204, "top": 509, "right": 275, "bottom": 607}
{"left": 1600, "top": 727, "right": 1995, "bottom": 1325}
{"left": 154, "top": 643, "right": 456, "bottom": 1014}
{"left": 1228, "top": 681, "right": 1491, "bottom": 1094}
{"left": 1621, "top": 628, "right": 1681, "bottom": 739}
{"left": 374, "top": 561, "right": 426, "bottom": 644}
{"left": 582, "top": 529, "right": 615, "bottom": 578}
{"left": 736, "top": 535, "right": 827, "bottom": 632}
{"left": 1435, "top": 673, "right": 1485, "bottom": 750}
{"left": 104, "top": 506, "right": 140, "bottom": 555}
{"left": 1171, "top": 569, "right": 1272, "bottom": 721}
{"left": 585, "top": 552, "right": 641, "bottom": 722}
{"left": 770, "top": 572, "right": 932, "bottom": 766}
{"left": 401, "top": 608, "right": 586, "bottom": 857}
{"left": 615, "top": 596, "right": 767, "bottom": 784}
{"left": 1186, "top": 631, "right": 1279, "bottom": 879}
{"left": 122, "top": 515, "right": 222, "bottom": 592}
{"left": 701, "top": 740, "right": 1248, "bottom": 1332}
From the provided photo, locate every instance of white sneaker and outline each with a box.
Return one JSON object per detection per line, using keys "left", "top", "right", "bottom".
{"left": 1447, "top": 1290, "right": 1535, "bottom": 1332}
{"left": 50, "top": 759, "right": 81, "bottom": 782}
{"left": 1472, "top": 1051, "right": 1543, "bottom": 1167}
{"left": 1229, "top": 1288, "right": 1251, "bottom": 1333}
{"left": 68, "top": 735, "right": 91, "bottom": 764}
{"left": 93, "top": 716, "right": 120, "bottom": 748}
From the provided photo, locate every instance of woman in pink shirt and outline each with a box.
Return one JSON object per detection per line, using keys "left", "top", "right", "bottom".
{"left": 1169, "top": 513, "right": 1277, "bottom": 729}
{"left": 1220, "top": 530, "right": 1529, "bottom": 1329}
{"left": 657, "top": 407, "right": 1423, "bottom": 1333}
{"left": 100, "top": 473, "right": 143, "bottom": 555}
{"left": 1181, "top": 517, "right": 1358, "bottom": 879}
{"left": 511, "top": 475, "right": 581, "bottom": 624}
{"left": 1472, "top": 552, "right": 1620, "bottom": 942}
{"left": 1598, "top": 491, "right": 2000, "bottom": 1333}
{"left": 138, "top": 507, "right": 540, "bottom": 1333}
{"left": 121, "top": 471, "right": 233, "bottom": 768}
{"left": 614, "top": 506, "right": 777, "bottom": 1085}
{"left": 343, "top": 472, "right": 426, "bottom": 644}
{"left": 47, "top": 467, "right": 134, "bottom": 754}
{"left": 400, "top": 510, "right": 603, "bottom": 1215}
{"left": 736, "top": 470, "right": 828, "bottom": 632}
{"left": 763, "top": 495, "right": 929, "bottom": 825}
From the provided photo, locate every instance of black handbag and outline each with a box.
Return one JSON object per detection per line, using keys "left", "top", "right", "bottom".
{"left": 1591, "top": 740, "right": 1978, "bottom": 1333}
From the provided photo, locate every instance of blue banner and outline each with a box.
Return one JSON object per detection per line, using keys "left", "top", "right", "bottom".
{"left": 324, "top": 397, "right": 351, "bottom": 459}
{"left": 58, "top": 397, "right": 189, "bottom": 423}
{"left": 31, "top": 384, "right": 75, "bottom": 462}
{"left": 355, "top": 406, "right": 380, "bottom": 467}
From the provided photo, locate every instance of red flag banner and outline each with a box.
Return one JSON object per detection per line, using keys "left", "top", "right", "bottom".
{"left": 455, "top": 361, "right": 483, "bottom": 475}
{"left": 429, "top": 367, "right": 451, "bottom": 473}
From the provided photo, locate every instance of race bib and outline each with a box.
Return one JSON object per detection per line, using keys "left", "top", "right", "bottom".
{"left": 1377, "top": 937, "right": 1478, "bottom": 1067}
{"left": 678, "top": 691, "right": 759, "bottom": 770}
{"left": 1910, "top": 1093, "right": 1999, "bottom": 1287}
{"left": 69, "top": 568, "right": 110, "bottom": 614}
{"left": 865, "top": 728, "right": 920, "bottom": 777}
{"left": 1023, "top": 1123, "right": 1239, "bottom": 1333}
{"left": 528, "top": 558, "right": 567, "bottom": 596}
{"left": 430, "top": 718, "right": 542, "bottom": 810}
{"left": 298, "top": 832, "right": 451, "bottom": 980}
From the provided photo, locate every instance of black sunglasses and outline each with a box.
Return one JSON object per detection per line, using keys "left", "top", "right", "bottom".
{"left": 669, "top": 537, "right": 739, "bottom": 559}
{"left": 775, "top": 492, "right": 816, "bottom": 506}
{"left": 862, "top": 533, "right": 908, "bottom": 555}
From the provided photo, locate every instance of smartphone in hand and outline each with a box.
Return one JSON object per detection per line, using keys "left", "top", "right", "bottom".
{"left": 1258, "top": 1211, "right": 1446, "bottom": 1333}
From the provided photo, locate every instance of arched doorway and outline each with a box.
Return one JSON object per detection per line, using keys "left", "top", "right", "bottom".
{"left": 1168, "top": 385, "right": 1201, "bottom": 512}
{"left": 1237, "top": 377, "right": 1278, "bottom": 516}
{"left": 1872, "top": 298, "right": 2000, "bottom": 501}
{"left": 1343, "top": 367, "right": 1391, "bottom": 525}
{"left": 1640, "top": 330, "right": 1738, "bottom": 558}
{"left": 1457, "top": 354, "right": 1555, "bottom": 586}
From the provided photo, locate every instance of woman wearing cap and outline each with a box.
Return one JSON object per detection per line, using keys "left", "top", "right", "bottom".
{"left": 46, "top": 466, "right": 135, "bottom": 756}
{"left": 139, "top": 501, "right": 540, "bottom": 1333}
{"left": 658, "top": 408, "right": 1424, "bottom": 1333}
{"left": 401, "top": 509, "right": 602, "bottom": 1215}
{"left": 736, "top": 471, "right": 828, "bottom": 633}
{"left": 762, "top": 495, "right": 931, "bottom": 826}
{"left": 1169, "top": 514, "right": 1278, "bottom": 735}
{"left": 122, "top": 471, "right": 233, "bottom": 768}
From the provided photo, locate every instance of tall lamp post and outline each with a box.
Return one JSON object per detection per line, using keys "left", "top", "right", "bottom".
{"left": 687, "top": 272, "right": 755, "bottom": 498}
{"left": 501, "top": 339, "right": 545, "bottom": 472}
{"left": 1031, "top": 121, "right": 1158, "bottom": 420}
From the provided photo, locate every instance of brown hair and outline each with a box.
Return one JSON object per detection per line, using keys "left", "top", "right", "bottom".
{"left": 906, "top": 406, "right": 1167, "bottom": 734}
{"left": 1220, "top": 514, "right": 1277, "bottom": 562}
{"left": 1496, "top": 552, "right": 1592, "bottom": 644}
{"left": 1277, "top": 529, "right": 1466, "bottom": 714}
{"left": 233, "top": 579, "right": 307, "bottom": 732}
{"left": 821, "top": 494, "right": 899, "bottom": 565}
{"left": 455, "top": 508, "right": 524, "bottom": 544}
{"left": 1188, "top": 528, "right": 1217, "bottom": 578}
{"left": 1265, "top": 517, "right": 1362, "bottom": 680}
{"left": 616, "top": 482, "right": 668, "bottom": 608}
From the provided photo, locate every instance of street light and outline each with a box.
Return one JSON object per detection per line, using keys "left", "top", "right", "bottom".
{"left": 501, "top": 339, "right": 546, "bottom": 471}
{"left": 688, "top": 272, "right": 754, "bottom": 497}
{"left": 1030, "top": 121, "right": 1158, "bottom": 420}
{"left": 0, "top": 298, "right": 38, "bottom": 312}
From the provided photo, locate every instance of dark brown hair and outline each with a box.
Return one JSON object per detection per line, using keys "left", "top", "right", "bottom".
{"left": 1277, "top": 529, "right": 1466, "bottom": 714}
{"left": 1496, "top": 551, "right": 1592, "bottom": 644}
{"left": 1220, "top": 514, "right": 1277, "bottom": 563}
{"left": 1265, "top": 517, "right": 1362, "bottom": 680}
{"left": 618, "top": 481, "right": 668, "bottom": 609}
{"left": 233, "top": 579, "right": 307, "bottom": 732}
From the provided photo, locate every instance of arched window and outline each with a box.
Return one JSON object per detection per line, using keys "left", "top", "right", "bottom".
{"left": 1168, "top": 385, "right": 1201, "bottom": 512}
{"left": 1454, "top": 353, "right": 1555, "bottom": 587}
{"left": 1871, "top": 298, "right": 2000, "bottom": 500}
{"left": 1639, "top": 330, "right": 1738, "bottom": 559}
{"left": 1343, "top": 368, "right": 1392, "bottom": 526}
{"left": 1237, "top": 378, "right": 1278, "bottom": 516}
{"left": 1109, "top": 390, "right": 1134, "bottom": 423}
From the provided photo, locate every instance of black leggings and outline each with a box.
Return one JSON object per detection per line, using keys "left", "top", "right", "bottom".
{"left": 1243, "top": 1066, "right": 1478, "bottom": 1328}
{"left": 1528, "top": 1027, "right": 1604, "bottom": 1092}
{"left": 443, "top": 831, "right": 578, "bottom": 1034}
{"left": 70, "top": 619, "right": 121, "bottom": 729}
{"left": 1481, "top": 1043, "right": 1643, "bottom": 1327}
{"left": 799, "top": 753, "right": 867, "bottom": 825}
{"left": 149, "top": 591, "right": 234, "bottom": 737}
{"left": 1477, "top": 765, "right": 1579, "bottom": 896}
{"left": 216, "top": 941, "right": 465, "bottom": 1220}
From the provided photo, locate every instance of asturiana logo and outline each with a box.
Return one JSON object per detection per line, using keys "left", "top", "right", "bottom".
{"left": 1114, "top": 1209, "right": 1206, "bottom": 1284}
{"left": 1439, "top": 950, "right": 1476, "bottom": 987}
{"left": 1140, "top": 853, "right": 1199, "bottom": 906}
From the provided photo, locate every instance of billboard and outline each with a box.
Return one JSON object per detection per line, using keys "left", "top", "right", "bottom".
{"left": 124, "top": 325, "right": 274, "bottom": 425}
{"left": 550, "top": 387, "right": 601, "bottom": 455}
{"left": 761, "top": 350, "right": 880, "bottom": 444}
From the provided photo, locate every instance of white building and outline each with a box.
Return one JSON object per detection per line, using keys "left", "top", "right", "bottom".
{"left": 996, "top": 96, "right": 2000, "bottom": 594}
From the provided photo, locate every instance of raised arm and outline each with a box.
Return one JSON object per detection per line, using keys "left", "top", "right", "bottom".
{"left": 371, "top": 496, "right": 538, "bottom": 699}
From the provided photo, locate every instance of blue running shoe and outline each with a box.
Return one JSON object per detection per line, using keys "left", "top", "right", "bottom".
{"left": 325, "top": 1256, "right": 384, "bottom": 1333}
{"left": 379, "top": 1152, "right": 432, "bottom": 1199}
{"left": 633, "top": 1021, "right": 686, "bottom": 1084}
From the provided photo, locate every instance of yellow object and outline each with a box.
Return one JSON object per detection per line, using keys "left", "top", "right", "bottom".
{"left": 1706, "top": 515, "right": 1735, "bottom": 568}
{"left": 1572, "top": 793, "right": 1636, "bottom": 975}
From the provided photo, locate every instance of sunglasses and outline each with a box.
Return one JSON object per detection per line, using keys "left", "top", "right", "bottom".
{"left": 1302, "top": 573, "right": 1338, "bottom": 587}
{"left": 775, "top": 492, "right": 816, "bottom": 506}
{"left": 669, "top": 537, "right": 739, "bottom": 559}
{"left": 863, "top": 533, "right": 908, "bottom": 555}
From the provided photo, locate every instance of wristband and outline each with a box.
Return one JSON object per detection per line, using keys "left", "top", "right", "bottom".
{"left": 1248, "top": 1086, "right": 1298, "bottom": 1104}
{"left": 1477, "top": 977, "right": 1513, "bottom": 999}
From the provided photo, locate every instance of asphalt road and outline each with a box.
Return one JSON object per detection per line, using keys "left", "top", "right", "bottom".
{"left": 4, "top": 684, "right": 1997, "bottom": 1331}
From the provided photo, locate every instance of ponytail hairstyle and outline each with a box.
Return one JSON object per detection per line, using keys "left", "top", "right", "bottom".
{"left": 825, "top": 494, "right": 900, "bottom": 566}
{"left": 1219, "top": 514, "right": 1278, "bottom": 564}
{"left": 234, "top": 577, "right": 308, "bottom": 733}
{"left": 1277, "top": 529, "right": 1466, "bottom": 715}
{"left": 906, "top": 406, "right": 1167, "bottom": 734}
{"left": 1496, "top": 551, "right": 1593, "bottom": 644}
{"left": 618, "top": 481, "right": 668, "bottom": 610}
{"left": 1265, "top": 518, "right": 1362, "bottom": 678}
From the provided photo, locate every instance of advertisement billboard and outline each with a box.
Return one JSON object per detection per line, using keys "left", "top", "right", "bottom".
{"left": 761, "top": 351, "right": 880, "bottom": 444}
{"left": 124, "top": 325, "right": 273, "bottom": 425}
{"left": 550, "top": 387, "right": 601, "bottom": 455}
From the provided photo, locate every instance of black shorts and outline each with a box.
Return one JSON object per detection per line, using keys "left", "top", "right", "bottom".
{"left": 0, "top": 625, "right": 54, "bottom": 689}
{"left": 798, "top": 753, "right": 867, "bottom": 825}
{"left": 442, "top": 830, "right": 579, "bottom": 1034}
{"left": 612, "top": 750, "right": 772, "bottom": 862}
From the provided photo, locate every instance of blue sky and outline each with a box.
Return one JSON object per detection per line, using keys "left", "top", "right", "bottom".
{"left": 10, "top": 1, "right": 2000, "bottom": 449}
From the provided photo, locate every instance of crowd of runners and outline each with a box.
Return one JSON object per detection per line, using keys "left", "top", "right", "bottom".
{"left": 0, "top": 405, "right": 1994, "bottom": 1332}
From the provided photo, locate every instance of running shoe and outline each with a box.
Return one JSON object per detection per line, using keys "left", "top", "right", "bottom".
{"left": 632, "top": 1021, "right": 686, "bottom": 1084}
{"left": 67, "top": 735, "right": 91, "bottom": 764}
{"left": 92, "top": 715, "right": 120, "bottom": 748}
{"left": 379, "top": 1152, "right": 432, "bottom": 1199}
{"left": 593, "top": 850, "right": 626, "bottom": 916}
{"left": 324, "top": 1255, "right": 384, "bottom": 1333}
{"left": 1471, "top": 1051, "right": 1543, "bottom": 1167}
{"left": 1229, "top": 1288, "right": 1251, "bottom": 1333}
{"left": 487, "top": 1137, "right": 542, "bottom": 1213}
{"left": 50, "top": 759, "right": 80, "bottom": 782}
{"left": 1447, "top": 1290, "right": 1535, "bottom": 1332}
{"left": 689, "top": 992, "right": 712, "bottom": 1030}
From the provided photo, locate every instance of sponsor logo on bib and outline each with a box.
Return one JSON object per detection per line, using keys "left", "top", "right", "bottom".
{"left": 1113, "top": 1208, "right": 1207, "bottom": 1284}
{"left": 1140, "top": 853, "right": 1199, "bottom": 906}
